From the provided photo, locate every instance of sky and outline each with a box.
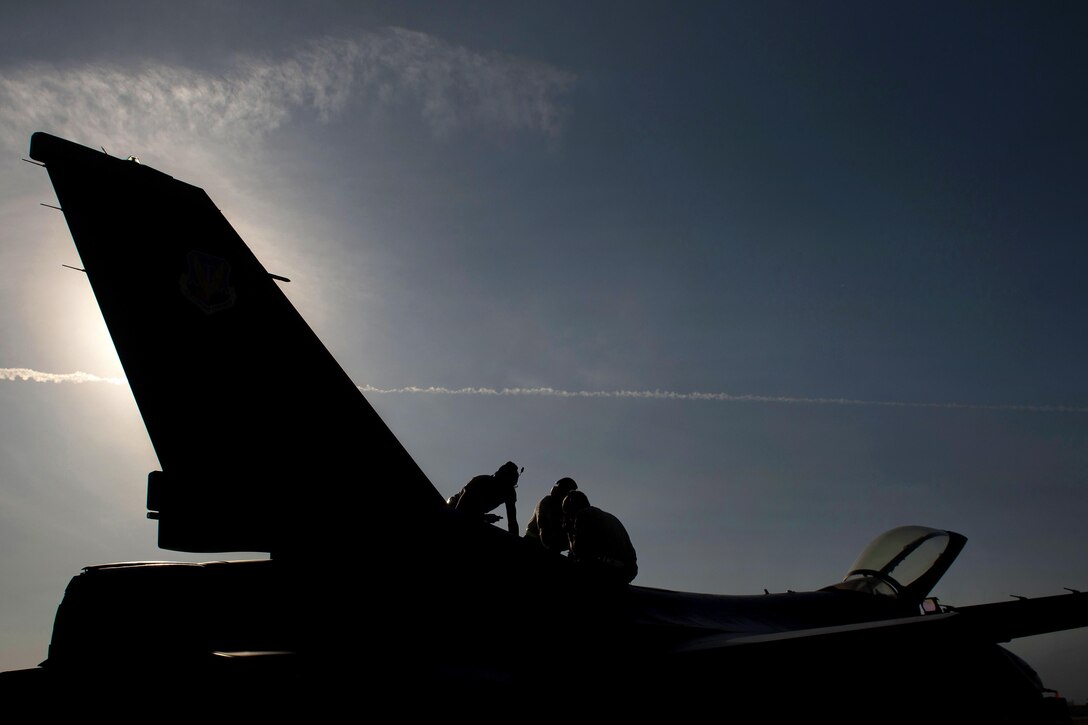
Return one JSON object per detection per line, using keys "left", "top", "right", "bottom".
{"left": 1, "top": 0, "right": 1086, "bottom": 701}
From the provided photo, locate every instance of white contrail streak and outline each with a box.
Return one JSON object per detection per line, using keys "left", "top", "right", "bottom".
{"left": 3, "top": 368, "right": 1083, "bottom": 413}
{"left": 357, "top": 385, "right": 1088, "bottom": 414}
{"left": 0, "top": 367, "right": 124, "bottom": 385}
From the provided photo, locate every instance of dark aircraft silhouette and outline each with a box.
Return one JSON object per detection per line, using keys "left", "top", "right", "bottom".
{"left": 2, "top": 132, "right": 1085, "bottom": 721}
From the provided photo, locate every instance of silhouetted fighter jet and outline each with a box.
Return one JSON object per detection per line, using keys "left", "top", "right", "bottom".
{"left": 3, "top": 132, "right": 1084, "bottom": 721}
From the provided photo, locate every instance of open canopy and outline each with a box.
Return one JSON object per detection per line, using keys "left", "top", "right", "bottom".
{"left": 828, "top": 526, "right": 967, "bottom": 604}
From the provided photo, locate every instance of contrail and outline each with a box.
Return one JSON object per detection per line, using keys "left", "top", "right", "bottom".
{"left": 0, "top": 367, "right": 125, "bottom": 385}
{"left": 357, "top": 385, "right": 1088, "bottom": 414}
{"left": 3, "top": 368, "right": 1084, "bottom": 413}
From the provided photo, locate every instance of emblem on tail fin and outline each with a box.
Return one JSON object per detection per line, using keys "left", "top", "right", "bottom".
{"left": 179, "top": 250, "right": 237, "bottom": 314}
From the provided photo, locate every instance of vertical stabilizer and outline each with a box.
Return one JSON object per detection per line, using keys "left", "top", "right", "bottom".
{"left": 30, "top": 132, "right": 445, "bottom": 553}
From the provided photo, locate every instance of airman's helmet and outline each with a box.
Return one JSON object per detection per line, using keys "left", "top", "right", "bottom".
{"left": 552, "top": 477, "right": 578, "bottom": 498}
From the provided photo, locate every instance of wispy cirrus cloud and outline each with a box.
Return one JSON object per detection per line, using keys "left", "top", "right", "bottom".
{"left": 0, "top": 28, "right": 575, "bottom": 153}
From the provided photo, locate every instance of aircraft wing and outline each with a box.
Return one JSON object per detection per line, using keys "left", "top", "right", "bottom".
{"left": 29, "top": 132, "right": 446, "bottom": 554}
{"left": 670, "top": 591, "right": 1088, "bottom": 654}
{"left": 642, "top": 590, "right": 1087, "bottom": 721}
{"left": 952, "top": 591, "right": 1088, "bottom": 642}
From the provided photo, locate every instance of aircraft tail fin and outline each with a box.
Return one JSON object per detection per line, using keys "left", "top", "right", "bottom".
{"left": 30, "top": 132, "right": 445, "bottom": 554}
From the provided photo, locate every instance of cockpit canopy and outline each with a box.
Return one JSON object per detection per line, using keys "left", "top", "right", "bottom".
{"left": 827, "top": 526, "right": 967, "bottom": 604}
